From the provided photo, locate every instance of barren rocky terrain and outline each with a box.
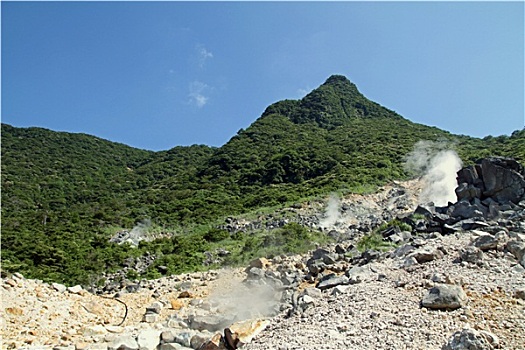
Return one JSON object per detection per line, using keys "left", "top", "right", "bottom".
{"left": 3, "top": 158, "right": 525, "bottom": 350}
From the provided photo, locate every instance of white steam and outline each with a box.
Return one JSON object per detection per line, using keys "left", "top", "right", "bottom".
{"left": 128, "top": 219, "right": 152, "bottom": 246}
{"left": 405, "top": 141, "right": 462, "bottom": 206}
{"left": 207, "top": 270, "right": 280, "bottom": 321}
{"left": 320, "top": 194, "right": 341, "bottom": 228}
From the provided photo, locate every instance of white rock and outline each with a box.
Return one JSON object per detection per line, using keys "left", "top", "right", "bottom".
{"left": 67, "top": 285, "right": 83, "bottom": 294}
{"left": 137, "top": 328, "right": 161, "bottom": 350}
{"left": 52, "top": 282, "right": 67, "bottom": 293}
{"left": 108, "top": 335, "right": 139, "bottom": 350}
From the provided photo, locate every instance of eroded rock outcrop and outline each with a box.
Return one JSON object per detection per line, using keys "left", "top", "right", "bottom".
{"left": 456, "top": 157, "right": 525, "bottom": 206}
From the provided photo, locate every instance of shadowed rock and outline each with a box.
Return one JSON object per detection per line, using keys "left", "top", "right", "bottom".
{"left": 422, "top": 284, "right": 467, "bottom": 310}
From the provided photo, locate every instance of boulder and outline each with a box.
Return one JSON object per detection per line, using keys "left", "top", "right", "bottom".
{"left": 331, "top": 285, "right": 350, "bottom": 296}
{"left": 414, "top": 203, "right": 436, "bottom": 218}
{"left": 316, "top": 274, "right": 349, "bottom": 290}
{"left": 190, "top": 333, "right": 214, "bottom": 350}
{"left": 228, "top": 319, "right": 270, "bottom": 345}
{"left": 346, "top": 264, "right": 377, "bottom": 282}
{"left": 480, "top": 157, "right": 525, "bottom": 204}
{"left": 298, "top": 295, "right": 315, "bottom": 310}
{"left": 189, "top": 314, "right": 235, "bottom": 332}
{"left": 322, "top": 253, "right": 338, "bottom": 265}
{"left": 471, "top": 234, "right": 500, "bottom": 251}
{"left": 306, "top": 259, "right": 325, "bottom": 275}
{"left": 456, "top": 166, "right": 482, "bottom": 187}
{"left": 249, "top": 258, "right": 271, "bottom": 269}
{"left": 310, "top": 248, "right": 332, "bottom": 260}
{"left": 197, "top": 333, "right": 226, "bottom": 350}
{"left": 137, "top": 329, "right": 161, "bottom": 350}
{"left": 160, "top": 330, "right": 176, "bottom": 343}
{"left": 506, "top": 239, "right": 525, "bottom": 267}
{"left": 174, "top": 331, "right": 197, "bottom": 348}
{"left": 67, "top": 285, "right": 83, "bottom": 294}
{"left": 245, "top": 267, "right": 265, "bottom": 280}
{"left": 52, "top": 282, "right": 67, "bottom": 293}
{"left": 455, "top": 183, "right": 482, "bottom": 202}
{"left": 460, "top": 246, "right": 484, "bottom": 264}
{"left": 142, "top": 313, "right": 158, "bottom": 323}
{"left": 108, "top": 335, "right": 139, "bottom": 350}
{"left": 442, "top": 328, "right": 499, "bottom": 350}
{"left": 450, "top": 201, "right": 484, "bottom": 220}
{"left": 145, "top": 301, "right": 163, "bottom": 314}
{"left": 408, "top": 247, "right": 444, "bottom": 263}
{"left": 422, "top": 284, "right": 468, "bottom": 310}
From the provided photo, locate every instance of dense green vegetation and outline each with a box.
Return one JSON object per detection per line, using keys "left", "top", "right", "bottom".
{"left": 2, "top": 75, "right": 524, "bottom": 285}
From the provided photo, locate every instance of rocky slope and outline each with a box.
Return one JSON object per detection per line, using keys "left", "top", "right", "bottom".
{"left": 2, "top": 158, "right": 525, "bottom": 350}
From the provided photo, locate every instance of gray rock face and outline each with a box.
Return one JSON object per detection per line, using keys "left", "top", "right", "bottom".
{"left": 422, "top": 284, "right": 468, "bottom": 310}
{"left": 450, "top": 201, "right": 484, "bottom": 220}
{"left": 471, "top": 234, "right": 499, "bottom": 251}
{"left": 408, "top": 247, "right": 444, "bottom": 264}
{"left": 442, "top": 328, "right": 499, "bottom": 350}
{"left": 189, "top": 314, "right": 235, "bottom": 332}
{"left": 345, "top": 264, "right": 377, "bottom": 282}
{"left": 460, "top": 246, "right": 484, "bottom": 264}
{"left": 410, "top": 158, "right": 525, "bottom": 236}
{"left": 480, "top": 157, "right": 525, "bottom": 204}
{"left": 316, "top": 274, "right": 349, "bottom": 290}
{"left": 455, "top": 183, "right": 482, "bottom": 203}
{"left": 506, "top": 239, "right": 525, "bottom": 267}
{"left": 456, "top": 157, "right": 525, "bottom": 205}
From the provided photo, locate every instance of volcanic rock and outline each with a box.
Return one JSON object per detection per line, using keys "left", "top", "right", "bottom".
{"left": 442, "top": 328, "right": 500, "bottom": 350}
{"left": 421, "top": 284, "right": 468, "bottom": 310}
{"left": 316, "top": 274, "right": 349, "bottom": 290}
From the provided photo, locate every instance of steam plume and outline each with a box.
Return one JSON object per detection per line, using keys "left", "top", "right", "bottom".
{"left": 128, "top": 219, "right": 152, "bottom": 246}
{"left": 208, "top": 270, "right": 280, "bottom": 321}
{"left": 405, "top": 141, "right": 462, "bottom": 206}
{"left": 320, "top": 194, "right": 341, "bottom": 228}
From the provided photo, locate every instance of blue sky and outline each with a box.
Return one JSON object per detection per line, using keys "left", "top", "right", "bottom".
{"left": 2, "top": 1, "right": 524, "bottom": 151}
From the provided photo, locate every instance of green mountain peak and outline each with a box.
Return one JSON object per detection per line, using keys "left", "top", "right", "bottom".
{"left": 322, "top": 74, "right": 359, "bottom": 90}
{"left": 263, "top": 74, "right": 396, "bottom": 127}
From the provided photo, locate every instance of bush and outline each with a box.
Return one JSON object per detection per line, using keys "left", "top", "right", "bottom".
{"left": 203, "top": 228, "right": 230, "bottom": 242}
{"left": 356, "top": 233, "right": 395, "bottom": 252}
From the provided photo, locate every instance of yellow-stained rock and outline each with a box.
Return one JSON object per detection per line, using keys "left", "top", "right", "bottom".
{"left": 228, "top": 319, "right": 270, "bottom": 344}
{"left": 170, "top": 299, "right": 185, "bottom": 310}
{"left": 249, "top": 258, "right": 271, "bottom": 269}
{"left": 5, "top": 307, "right": 23, "bottom": 316}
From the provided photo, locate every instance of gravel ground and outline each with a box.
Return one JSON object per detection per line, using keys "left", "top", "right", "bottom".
{"left": 243, "top": 233, "right": 525, "bottom": 350}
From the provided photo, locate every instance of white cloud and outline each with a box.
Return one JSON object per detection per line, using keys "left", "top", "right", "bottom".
{"left": 297, "top": 87, "right": 311, "bottom": 98}
{"left": 188, "top": 81, "right": 209, "bottom": 108}
{"left": 197, "top": 45, "right": 213, "bottom": 68}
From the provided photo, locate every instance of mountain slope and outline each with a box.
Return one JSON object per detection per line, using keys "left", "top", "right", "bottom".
{"left": 2, "top": 75, "right": 524, "bottom": 284}
{"left": 203, "top": 76, "right": 459, "bottom": 196}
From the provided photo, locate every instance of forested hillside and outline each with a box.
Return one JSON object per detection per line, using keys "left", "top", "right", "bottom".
{"left": 2, "top": 75, "right": 524, "bottom": 284}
